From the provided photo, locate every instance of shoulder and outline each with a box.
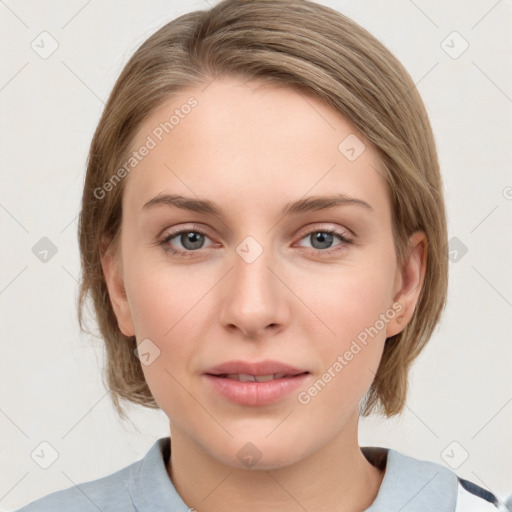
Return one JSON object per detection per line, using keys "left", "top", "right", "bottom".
{"left": 363, "top": 446, "right": 503, "bottom": 512}
{"left": 13, "top": 459, "right": 141, "bottom": 512}
{"left": 14, "top": 437, "right": 177, "bottom": 512}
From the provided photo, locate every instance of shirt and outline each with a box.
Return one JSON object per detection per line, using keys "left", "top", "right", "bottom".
{"left": 15, "top": 437, "right": 503, "bottom": 511}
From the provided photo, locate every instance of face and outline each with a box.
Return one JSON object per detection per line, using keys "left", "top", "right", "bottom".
{"left": 102, "top": 76, "right": 425, "bottom": 470}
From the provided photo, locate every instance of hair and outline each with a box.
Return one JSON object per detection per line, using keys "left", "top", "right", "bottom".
{"left": 77, "top": 0, "right": 448, "bottom": 420}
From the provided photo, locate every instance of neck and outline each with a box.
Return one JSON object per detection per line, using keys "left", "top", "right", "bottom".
{"left": 167, "top": 413, "right": 384, "bottom": 512}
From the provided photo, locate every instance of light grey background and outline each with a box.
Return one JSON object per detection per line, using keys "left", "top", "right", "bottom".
{"left": 1, "top": 0, "right": 511, "bottom": 510}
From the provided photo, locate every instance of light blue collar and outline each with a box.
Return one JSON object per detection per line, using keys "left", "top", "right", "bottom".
{"left": 363, "top": 446, "right": 457, "bottom": 511}
{"left": 130, "top": 437, "right": 457, "bottom": 511}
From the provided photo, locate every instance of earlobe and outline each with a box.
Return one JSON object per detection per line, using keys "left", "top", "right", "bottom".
{"left": 100, "top": 235, "right": 135, "bottom": 337}
{"left": 385, "top": 231, "right": 427, "bottom": 338}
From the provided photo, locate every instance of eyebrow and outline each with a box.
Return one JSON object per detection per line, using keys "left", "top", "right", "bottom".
{"left": 142, "top": 193, "right": 373, "bottom": 217}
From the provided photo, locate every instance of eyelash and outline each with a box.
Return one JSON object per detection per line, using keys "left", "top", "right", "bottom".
{"left": 157, "top": 224, "right": 353, "bottom": 258}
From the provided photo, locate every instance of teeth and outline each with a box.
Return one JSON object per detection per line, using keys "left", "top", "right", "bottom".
{"left": 254, "top": 374, "right": 275, "bottom": 382}
{"left": 238, "top": 373, "right": 257, "bottom": 382}
{"left": 225, "top": 373, "right": 291, "bottom": 382}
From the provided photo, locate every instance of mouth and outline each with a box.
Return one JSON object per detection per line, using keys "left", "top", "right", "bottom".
{"left": 202, "top": 360, "right": 311, "bottom": 405}
{"left": 207, "top": 372, "right": 310, "bottom": 382}
{"left": 202, "top": 361, "right": 311, "bottom": 406}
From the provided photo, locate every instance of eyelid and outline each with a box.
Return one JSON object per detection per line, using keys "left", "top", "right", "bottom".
{"left": 161, "top": 223, "right": 211, "bottom": 239}
{"left": 159, "top": 224, "right": 216, "bottom": 249}
{"left": 295, "top": 222, "right": 353, "bottom": 240}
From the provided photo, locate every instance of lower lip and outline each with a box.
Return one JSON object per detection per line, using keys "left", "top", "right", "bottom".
{"left": 203, "top": 373, "right": 310, "bottom": 406}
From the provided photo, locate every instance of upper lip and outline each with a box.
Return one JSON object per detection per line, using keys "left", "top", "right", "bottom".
{"left": 204, "top": 359, "right": 309, "bottom": 376}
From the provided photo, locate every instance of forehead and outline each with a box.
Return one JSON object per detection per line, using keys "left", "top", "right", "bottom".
{"left": 122, "top": 76, "right": 389, "bottom": 220}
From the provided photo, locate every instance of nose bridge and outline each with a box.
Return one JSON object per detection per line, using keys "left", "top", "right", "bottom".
{"left": 219, "top": 236, "right": 288, "bottom": 336}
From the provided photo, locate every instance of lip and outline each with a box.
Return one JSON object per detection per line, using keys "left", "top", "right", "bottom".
{"left": 204, "top": 359, "right": 308, "bottom": 377}
{"left": 203, "top": 359, "right": 310, "bottom": 406}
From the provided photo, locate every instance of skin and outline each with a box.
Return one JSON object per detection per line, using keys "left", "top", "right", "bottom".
{"left": 101, "top": 76, "right": 426, "bottom": 512}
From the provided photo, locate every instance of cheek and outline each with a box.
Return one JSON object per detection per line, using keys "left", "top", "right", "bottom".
{"left": 122, "top": 252, "right": 217, "bottom": 402}
{"left": 128, "top": 280, "right": 200, "bottom": 415}
{"left": 295, "top": 256, "right": 396, "bottom": 404}
{"left": 123, "top": 240, "right": 213, "bottom": 339}
{"left": 301, "top": 257, "right": 397, "bottom": 347}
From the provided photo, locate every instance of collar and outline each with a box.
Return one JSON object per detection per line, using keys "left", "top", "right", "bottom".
{"left": 362, "top": 446, "right": 458, "bottom": 511}
{"left": 129, "top": 437, "right": 458, "bottom": 511}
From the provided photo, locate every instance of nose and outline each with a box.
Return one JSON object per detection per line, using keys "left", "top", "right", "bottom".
{"left": 219, "top": 243, "right": 290, "bottom": 339}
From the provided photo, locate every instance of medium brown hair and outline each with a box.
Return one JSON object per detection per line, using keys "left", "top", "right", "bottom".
{"left": 78, "top": 0, "right": 448, "bottom": 419}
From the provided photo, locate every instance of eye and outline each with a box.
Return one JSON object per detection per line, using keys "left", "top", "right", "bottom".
{"left": 157, "top": 225, "right": 353, "bottom": 257}
{"left": 296, "top": 228, "right": 352, "bottom": 253}
{"left": 158, "top": 226, "right": 214, "bottom": 256}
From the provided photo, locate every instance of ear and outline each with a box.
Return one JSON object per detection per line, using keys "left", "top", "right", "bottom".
{"left": 100, "top": 235, "right": 135, "bottom": 337}
{"left": 386, "top": 231, "right": 427, "bottom": 338}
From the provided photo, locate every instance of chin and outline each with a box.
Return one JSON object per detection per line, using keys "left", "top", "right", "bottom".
{"left": 207, "top": 434, "right": 310, "bottom": 471}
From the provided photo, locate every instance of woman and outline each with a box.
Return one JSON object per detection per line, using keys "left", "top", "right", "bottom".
{"left": 16, "top": 0, "right": 503, "bottom": 510}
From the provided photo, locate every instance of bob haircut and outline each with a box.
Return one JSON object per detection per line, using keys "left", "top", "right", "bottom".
{"left": 77, "top": 0, "right": 448, "bottom": 419}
